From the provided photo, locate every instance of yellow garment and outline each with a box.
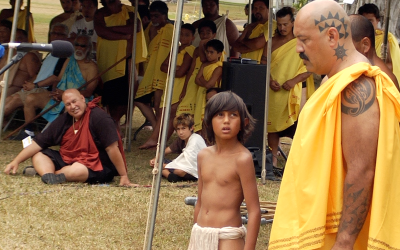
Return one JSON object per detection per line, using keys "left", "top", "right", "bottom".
{"left": 160, "top": 45, "right": 195, "bottom": 107}
{"left": 7, "top": 8, "right": 35, "bottom": 43}
{"left": 306, "top": 74, "right": 315, "bottom": 99}
{"left": 96, "top": 5, "right": 147, "bottom": 83}
{"left": 142, "top": 23, "right": 153, "bottom": 72}
{"left": 241, "top": 21, "right": 277, "bottom": 63}
{"left": 375, "top": 30, "right": 400, "bottom": 83}
{"left": 177, "top": 56, "right": 202, "bottom": 115}
{"left": 264, "top": 19, "right": 277, "bottom": 41}
{"left": 135, "top": 23, "right": 174, "bottom": 98}
{"left": 268, "top": 38, "right": 307, "bottom": 133}
{"left": 269, "top": 62, "right": 400, "bottom": 250}
{"left": 194, "top": 61, "right": 223, "bottom": 132}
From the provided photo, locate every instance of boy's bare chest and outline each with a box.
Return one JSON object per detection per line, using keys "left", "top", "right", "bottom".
{"left": 201, "top": 157, "right": 239, "bottom": 186}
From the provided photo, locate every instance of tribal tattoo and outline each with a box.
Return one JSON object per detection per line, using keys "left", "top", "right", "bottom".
{"left": 341, "top": 76, "right": 376, "bottom": 117}
{"left": 314, "top": 11, "right": 349, "bottom": 39}
{"left": 334, "top": 43, "right": 348, "bottom": 61}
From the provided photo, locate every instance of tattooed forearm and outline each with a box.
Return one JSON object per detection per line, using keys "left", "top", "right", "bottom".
{"left": 341, "top": 76, "right": 376, "bottom": 116}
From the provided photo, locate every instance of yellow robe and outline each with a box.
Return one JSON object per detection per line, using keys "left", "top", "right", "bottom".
{"left": 7, "top": 8, "right": 35, "bottom": 43}
{"left": 177, "top": 56, "right": 202, "bottom": 115}
{"left": 135, "top": 23, "right": 174, "bottom": 98}
{"left": 193, "top": 61, "right": 223, "bottom": 132}
{"left": 268, "top": 38, "right": 307, "bottom": 133}
{"left": 269, "top": 62, "right": 400, "bottom": 250}
{"left": 241, "top": 20, "right": 276, "bottom": 63}
{"left": 375, "top": 30, "right": 400, "bottom": 83}
{"left": 160, "top": 45, "right": 196, "bottom": 107}
{"left": 96, "top": 5, "right": 147, "bottom": 84}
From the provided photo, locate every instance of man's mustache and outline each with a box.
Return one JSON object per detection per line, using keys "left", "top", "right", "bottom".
{"left": 299, "top": 52, "right": 309, "bottom": 61}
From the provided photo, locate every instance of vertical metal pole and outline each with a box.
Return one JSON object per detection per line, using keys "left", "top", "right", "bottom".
{"left": 198, "top": 0, "right": 202, "bottom": 19}
{"left": 248, "top": 0, "right": 252, "bottom": 25}
{"left": 125, "top": 0, "right": 139, "bottom": 151}
{"left": 261, "top": 0, "right": 273, "bottom": 184}
{"left": 145, "top": 0, "right": 184, "bottom": 248}
{"left": 382, "top": 0, "right": 390, "bottom": 63}
{"left": 25, "top": 0, "right": 31, "bottom": 39}
{"left": 0, "top": 0, "right": 21, "bottom": 138}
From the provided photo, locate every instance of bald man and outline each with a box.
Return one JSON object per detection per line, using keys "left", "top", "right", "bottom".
{"left": 268, "top": 1, "right": 400, "bottom": 250}
{"left": 349, "top": 14, "right": 399, "bottom": 90}
{"left": 4, "top": 89, "right": 136, "bottom": 187}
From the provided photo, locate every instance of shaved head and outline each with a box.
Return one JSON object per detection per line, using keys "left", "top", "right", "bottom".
{"left": 62, "top": 89, "right": 87, "bottom": 120}
{"left": 294, "top": 0, "right": 362, "bottom": 76}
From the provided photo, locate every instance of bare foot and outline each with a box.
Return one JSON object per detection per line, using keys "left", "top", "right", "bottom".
{"left": 139, "top": 140, "right": 158, "bottom": 149}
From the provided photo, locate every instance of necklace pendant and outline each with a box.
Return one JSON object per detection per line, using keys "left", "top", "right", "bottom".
{"left": 74, "top": 130, "right": 78, "bottom": 134}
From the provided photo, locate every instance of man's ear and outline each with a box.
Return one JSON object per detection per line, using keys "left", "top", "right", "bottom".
{"left": 361, "top": 37, "right": 371, "bottom": 55}
{"left": 327, "top": 27, "right": 340, "bottom": 48}
{"left": 190, "top": 125, "right": 195, "bottom": 132}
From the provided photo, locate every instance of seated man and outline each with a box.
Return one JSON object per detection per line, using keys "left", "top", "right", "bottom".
{"left": 349, "top": 14, "right": 399, "bottom": 90}
{"left": 0, "top": 28, "right": 41, "bottom": 97}
{"left": 0, "top": 0, "right": 35, "bottom": 42}
{"left": 3, "top": 23, "right": 69, "bottom": 127}
{"left": 4, "top": 89, "right": 136, "bottom": 186}
{"left": 14, "top": 34, "right": 98, "bottom": 139}
{"left": 149, "top": 113, "right": 206, "bottom": 182}
{"left": 0, "top": 20, "right": 12, "bottom": 43}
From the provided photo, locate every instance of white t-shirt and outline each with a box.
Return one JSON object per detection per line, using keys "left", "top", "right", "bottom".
{"left": 70, "top": 18, "right": 98, "bottom": 43}
{"left": 165, "top": 133, "right": 207, "bottom": 178}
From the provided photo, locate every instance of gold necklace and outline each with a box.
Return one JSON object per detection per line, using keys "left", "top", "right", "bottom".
{"left": 72, "top": 118, "right": 82, "bottom": 134}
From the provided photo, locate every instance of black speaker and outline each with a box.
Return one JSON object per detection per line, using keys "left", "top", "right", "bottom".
{"left": 221, "top": 62, "right": 267, "bottom": 149}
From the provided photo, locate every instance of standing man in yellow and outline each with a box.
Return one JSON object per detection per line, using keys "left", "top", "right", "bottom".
{"left": 232, "top": 0, "right": 276, "bottom": 63}
{"left": 0, "top": 0, "right": 35, "bottom": 42}
{"left": 260, "top": 7, "right": 311, "bottom": 169}
{"left": 358, "top": 3, "right": 400, "bottom": 83}
{"left": 94, "top": 0, "right": 147, "bottom": 125}
{"left": 269, "top": 1, "right": 400, "bottom": 249}
{"left": 135, "top": 1, "right": 173, "bottom": 149}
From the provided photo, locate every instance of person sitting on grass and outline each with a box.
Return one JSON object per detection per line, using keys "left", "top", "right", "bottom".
{"left": 193, "top": 39, "right": 224, "bottom": 134}
{"left": 189, "top": 91, "right": 260, "bottom": 250}
{"left": 149, "top": 113, "right": 206, "bottom": 183}
{"left": 4, "top": 89, "right": 137, "bottom": 187}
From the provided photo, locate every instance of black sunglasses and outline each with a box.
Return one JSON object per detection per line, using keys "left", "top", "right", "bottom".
{"left": 74, "top": 43, "right": 87, "bottom": 48}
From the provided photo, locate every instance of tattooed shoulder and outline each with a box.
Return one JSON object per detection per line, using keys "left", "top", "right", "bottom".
{"left": 341, "top": 75, "right": 376, "bottom": 117}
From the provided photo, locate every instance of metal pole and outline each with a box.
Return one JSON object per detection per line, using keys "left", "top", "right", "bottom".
{"left": 145, "top": 0, "right": 184, "bottom": 248}
{"left": 125, "top": 0, "right": 139, "bottom": 152}
{"left": 25, "top": 0, "right": 31, "bottom": 39}
{"left": 248, "top": 0, "right": 252, "bottom": 25}
{"left": 261, "top": 0, "right": 273, "bottom": 184}
{"left": 0, "top": 0, "right": 22, "bottom": 138}
{"left": 198, "top": 0, "right": 202, "bottom": 19}
{"left": 382, "top": 0, "right": 390, "bottom": 63}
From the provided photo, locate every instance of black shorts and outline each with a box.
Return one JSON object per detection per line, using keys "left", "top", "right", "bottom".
{"left": 134, "top": 92, "right": 154, "bottom": 104}
{"left": 277, "top": 121, "right": 298, "bottom": 139}
{"left": 102, "top": 61, "right": 130, "bottom": 107}
{"left": 167, "top": 168, "right": 197, "bottom": 182}
{"left": 41, "top": 148, "right": 117, "bottom": 184}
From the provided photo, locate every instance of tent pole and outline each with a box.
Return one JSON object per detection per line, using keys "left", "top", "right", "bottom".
{"left": 382, "top": 0, "right": 390, "bottom": 63}
{"left": 25, "top": 0, "right": 31, "bottom": 39}
{"left": 248, "top": 0, "right": 252, "bottom": 25}
{"left": 145, "top": 0, "right": 185, "bottom": 248}
{"left": 125, "top": 0, "right": 139, "bottom": 152}
{"left": 261, "top": 0, "right": 273, "bottom": 185}
{"left": 0, "top": 0, "right": 22, "bottom": 139}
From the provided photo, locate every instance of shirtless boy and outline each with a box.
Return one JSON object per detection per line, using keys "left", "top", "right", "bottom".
{"left": 189, "top": 91, "right": 260, "bottom": 250}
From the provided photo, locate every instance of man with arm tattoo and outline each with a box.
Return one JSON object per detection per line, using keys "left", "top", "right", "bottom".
{"left": 268, "top": 1, "right": 400, "bottom": 250}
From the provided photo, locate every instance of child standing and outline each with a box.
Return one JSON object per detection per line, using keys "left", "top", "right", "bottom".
{"left": 177, "top": 20, "right": 217, "bottom": 116}
{"left": 149, "top": 113, "right": 206, "bottom": 182}
{"left": 194, "top": 39, "right": 224, "bottom": 133}
{"left": 189, "top": 91, "right": 261, "bottom": 250}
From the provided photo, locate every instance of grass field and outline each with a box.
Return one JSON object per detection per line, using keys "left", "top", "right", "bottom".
{"left": 0, "top": 1, "right": 286, "bottom": 249}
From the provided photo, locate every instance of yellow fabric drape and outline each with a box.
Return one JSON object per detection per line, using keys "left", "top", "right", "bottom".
{"left": 177, "top": 56, "right": 202, "bottom": 115}
{"left": 375, "top": 30, "right": 400, "bottom": 83}
{"left": 269, "top": 62, "right": 400, "bottom": 250}
{"left": 193, "top": 61, "right": 223, "bottom": 132}
{"left": 7, "top": 8, "right": 35, "bottom": 43}
{"left": 306, "top": 74, "right": 315, "bottom": 99}
{"left": 135, "top": 23, "right": 174, "bottom": 98}
{"left": 96, "top": 5, "right": 147, "bottom": 84}
{"left": 268, "top": 38, "right": 307, "bottom": 133}
{"left": 160, "top": 45, "right": 196, "bottom": 107}
{"left": 264, "top": 19, "right": 277, "bottom": 41}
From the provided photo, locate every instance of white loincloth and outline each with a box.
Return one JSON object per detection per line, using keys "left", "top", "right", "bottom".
{"left": 188, "top": 223, "right": 247, "bottom": 250}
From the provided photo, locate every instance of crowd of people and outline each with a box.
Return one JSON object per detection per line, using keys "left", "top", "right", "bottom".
{"left": 2, "top": 0, "right": 400, "bottom": 249}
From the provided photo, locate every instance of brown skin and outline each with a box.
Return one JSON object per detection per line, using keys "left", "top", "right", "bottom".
{"left": 232, "top": 0, "right": 269, "bottom": 54}
{"left": 192, "top": 0, "right": 239, "bottom": 58}
{"left": 48, "top": 0, "right": 75, "bottom": 42}
{"left": 4, "top": 89, "right": 137, "bottom": 187}
{"left": 22, "top": 36, "right": 98, "bottom": 124}
{"left": 260, "top": 13, "right": 311, "bottom": 167}
{"left": 294, "top": 1, "right": 378, "bottom": 248}
{"left": 194, "top": 111, "right": 260, "bottom": 250}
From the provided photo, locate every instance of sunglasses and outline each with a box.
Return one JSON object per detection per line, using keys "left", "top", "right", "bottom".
{"left": 74, "top": 43, "right": 87, "bottom": 48}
